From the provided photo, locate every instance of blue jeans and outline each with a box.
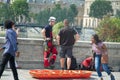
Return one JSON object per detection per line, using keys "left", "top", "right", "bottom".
{"left": 102, "top": 64, "right": 111, "bottom": 75}
{"left": 95, "top": 55, "right": 111, "bottom": 77}
{"left": 95, "top": 54, "right": 102, "bottom": 77}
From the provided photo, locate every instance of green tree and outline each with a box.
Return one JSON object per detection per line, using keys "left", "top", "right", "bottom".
{"left": 36, "top": 9, "right": 50, "bottom": 26}
{"left": 36, "top": 4, "right": 66, "bottom": 25}
{"left": 69, "top": 4, "right": 78, "bottom": 16}
{"left": 89, "top": 0, "right": 113, "bottom": 19}
{"left": 67, "top": 4, "right": 78, "bottom": 23}
{"left": 35, "top": 4, "right": 78, "bottom": 25}
{"left": 96, "top": 17, "right": 120, "bottom": 42}
{"left": 51, "top": 4, "right": 63, "bottom": 22}
{"left": 0, "top": 3, "right": 13, "bottom": 23}
{"left": 11, "top": 0, "right": 29, "bottom": 23}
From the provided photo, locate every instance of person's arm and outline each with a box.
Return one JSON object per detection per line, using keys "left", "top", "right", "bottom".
{"left": 75, "top": 33, "right": 80, "bottom": 42}
{"left": 16, "top": 28, "right": 20, "bottom": 37}
{"left": 41, "top": 28, "right": 46, "bottom": 40}
{"left": 102, "top": 44, "right": 107, "bottom": 50}
{"left": 101, "top": 44, "right": 107, "bottom": 54}
{"left": 0, "top": 48, "right": 3, "bottom": 51}
{"left": 73, "top": 28, "right": 80, "bottom": 42}
{"left": 56, "top": 30, "right": 62, "bottom": 45}
{"left": 56, "top": 35, "right": 60, "bottom": 45}
{"left": 96, "top": 43, "right": 107, "bottom": 52}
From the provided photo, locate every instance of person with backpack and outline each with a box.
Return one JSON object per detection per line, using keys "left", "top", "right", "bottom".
{"left": 56, "top": 19, "right": 79, "bottom": 70}
{"left": 91, "top": 34, "right": 115, "bottom": 80}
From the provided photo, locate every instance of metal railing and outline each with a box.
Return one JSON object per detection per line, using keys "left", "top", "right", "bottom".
{"left": 0, "top": 24, "right": 94, "bottom": 41}
{"left": 0, "top": 24, "right": 44, "bottom": 38}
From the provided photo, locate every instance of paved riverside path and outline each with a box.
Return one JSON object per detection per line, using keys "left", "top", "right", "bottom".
{"left": 1, "top": 69, "right": 120, "bottom": 80}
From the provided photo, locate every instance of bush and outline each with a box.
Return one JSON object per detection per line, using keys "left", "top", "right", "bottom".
{"left": 96, "top": 17, "right": 120, "bottom": 42}
{"left": 52, "top": 21, "right": 64, "bottom": 38}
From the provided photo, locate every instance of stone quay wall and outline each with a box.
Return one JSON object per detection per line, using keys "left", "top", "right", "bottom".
{"left": 0, "top": 37, "right": 120, "bottom": 71}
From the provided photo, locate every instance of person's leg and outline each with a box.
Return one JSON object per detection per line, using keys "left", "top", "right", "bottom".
{"left": 0, "top": 54, "right": 10, "bottom": 78}
{"left": 8, "top": 60, "right": 19, "bottom": 68}
{"left": 66, "top": 57, "right": 71, "bottom": 70}
{"left": 95, "top": 55, "right": 102, "bottom": 79}
{"left": 60, "top": 58, "right": 65, "bottom": 70}
{"left": 59, "top": 46, "right": 66, "bottom": 70}
{"left": 44, "top": 51, "right": 50, "bottom": 68}
{"left": 44, "top": 41, "right": 53, "bottom": 68}
{"left": 15, "top": 60, "right": 18, "bottom": 68}
{"left": 102, "top": 64, "right": 115, "bottom": 80}
{"left": 66, "top": 46, "right": 73, "bottom": 70}
{"left": 7, "top": 61, "right": 10, "bottom": 68}
{"left": 9, "top": 56, "right": 19, "bottom": 80}
{"left": 102, "top": 64, "right": 111, "bottom": 75}
{"left": 49, "top": 47, "right": 57, "bottom": 66}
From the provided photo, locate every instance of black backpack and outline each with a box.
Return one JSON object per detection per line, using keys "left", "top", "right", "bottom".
{"left": 65, "top": 56, "right": 77, "bottom": 70}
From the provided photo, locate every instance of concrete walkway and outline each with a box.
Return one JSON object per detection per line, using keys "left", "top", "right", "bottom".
{"left": 1, "top": 69, "right": 120, "bottom": 80}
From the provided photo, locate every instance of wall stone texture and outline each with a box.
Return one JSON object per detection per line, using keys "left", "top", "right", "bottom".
{"left": 0, "top": 37, "right": 120, "bottom": 71}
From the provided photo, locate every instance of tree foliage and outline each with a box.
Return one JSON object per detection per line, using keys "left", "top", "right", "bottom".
{"left": 11, "top": 0, "right": 29, "bottom": 22}
{"left": 89, "top": 0, "right": 113, "bottom": 19}
{"left": 0, "top": 0, "right": 29, "bottom": 23}
{"left": 0, "top": 2, "right": 78, "bottom": 25}
{"left": 35, "top": 4, "right": 78, "bottom": 25}
{"left": 52, "top": 21, "right": 64, "bottom": 37}
{"left": 0, "top": 3, "right": 13, "bottom": 23}
{"left": 69, "top": 4, "right": 78, "bottom": 16}
{"left": 35, "top": 9, "right": 50, "bottom": 26}
{"left": 96, "top": 17, "right": 120, "bottom": 42}
{"left": 51, "top": 4, "right": 63, "bottom": 22}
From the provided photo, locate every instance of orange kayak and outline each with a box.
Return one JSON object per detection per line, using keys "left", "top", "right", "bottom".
{"left": 29, "top": 69, "right": 92, "bottom": 79}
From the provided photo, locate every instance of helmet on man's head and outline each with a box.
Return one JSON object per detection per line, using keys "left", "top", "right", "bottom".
{"left": 48, "top": 16, "right": 56, "bottom": 22}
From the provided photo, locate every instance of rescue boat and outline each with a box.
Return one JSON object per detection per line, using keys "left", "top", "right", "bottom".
{"left": 29, "top": 69, "right": 92, "bottom": 79}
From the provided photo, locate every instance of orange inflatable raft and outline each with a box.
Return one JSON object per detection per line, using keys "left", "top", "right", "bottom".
{"left": 29, "top": 69, "right": 92, "bottom": 79}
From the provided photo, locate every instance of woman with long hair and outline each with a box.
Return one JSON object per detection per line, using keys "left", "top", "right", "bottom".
{"left": 91, "top": 34, "right": 115, "bottom": 80}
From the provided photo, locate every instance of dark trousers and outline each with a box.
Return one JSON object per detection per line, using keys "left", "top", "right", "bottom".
{"left": 0, "top": 53, "right": 19, "bottom": 80}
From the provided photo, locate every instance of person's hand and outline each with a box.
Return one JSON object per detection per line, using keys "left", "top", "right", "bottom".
{"left": 16, "top": 51, "right": 20, "bottom": 57}
{"left": 95, "top": 45, "right": 101, "bottom": 50}
{"left": 57, "top": 42, "right": 60, "bottom": 46}
{"left": 0, "top": 48, "right": 3, "bottom": 52}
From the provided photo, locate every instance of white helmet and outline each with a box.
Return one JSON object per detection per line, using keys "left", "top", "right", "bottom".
{"left": 48, "top": 16, "right": 56, "bottom": 22}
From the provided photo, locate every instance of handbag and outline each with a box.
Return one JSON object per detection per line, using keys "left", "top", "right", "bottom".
{"left": 101, "top": 53, "right": 108, "bottom": 64}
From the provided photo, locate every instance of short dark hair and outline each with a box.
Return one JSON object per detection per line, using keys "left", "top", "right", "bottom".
{"left": 4, "top": 20, "right": 15, "bottom": 29}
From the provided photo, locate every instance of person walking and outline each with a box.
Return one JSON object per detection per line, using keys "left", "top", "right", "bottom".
{"left": 0, "top": 20, "right": 19, "bottom": 80}
{"left": 91, "top": 34, "right": 115, "bottom": 80}
{"left": 7, "top": 27, "right": 21, "bottom": 69}
{"left": 56, "top": 19, "right": 79, "bottom": 70}
{"left": 41, "top": 16, "right": 58, "bottom": 69}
